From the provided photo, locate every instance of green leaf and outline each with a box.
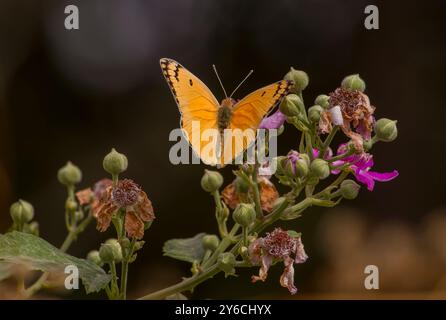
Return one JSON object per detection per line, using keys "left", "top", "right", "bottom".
{"left": 163, "top": 233, "right": 207, "bottom": 263}
{"left": 0, "top": 262, "right": 13, "bottom": 281}
{"left": 0, "top": 231, "right": 111, "bottom": 293}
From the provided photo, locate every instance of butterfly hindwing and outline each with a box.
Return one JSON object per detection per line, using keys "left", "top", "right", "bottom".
{"left": 160, "top": 58, "right": 220, "bottom": 165}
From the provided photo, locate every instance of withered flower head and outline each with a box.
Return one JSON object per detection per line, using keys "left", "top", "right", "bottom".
{"left": 112, "top": 179, "right": 141, "bottom": 207}
{"left": 319, "top": 87, "right": 376, "bottom": 152}
{"left": 249, "top": 228, "right": 308, "bottom": 295}
{"left": 92, "top": 178, "right": 155, "bottom": 239}
{"left": 221, "top": 177, "right": 279, "bottom": 213}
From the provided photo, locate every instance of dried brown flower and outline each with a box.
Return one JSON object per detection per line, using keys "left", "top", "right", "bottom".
{"left": 92, "top": 179, "right": 155, "bottom": 239}
{"left": 319, "top": 87, "right": 375, "bottom": 152}
{"left": 249, "top": 228, "right": 308, "bottom": 294}
{"left": 221, "top": 177, "right": 279, "bottom": 213}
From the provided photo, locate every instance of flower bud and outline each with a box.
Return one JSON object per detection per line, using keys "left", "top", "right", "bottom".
{"left": 65, "top": 199, "right": 78, "bottom": 212}
{"left": 201, "top": 170, "right": 223, "bottom": 193}
{"left": 374, "top": 118, "right": 398, "bottom": 142}
{"left": 340, "top": 179, "right": 360, "bottom": 200}
{"left": 57, "top": 162, "right": 82, "bottom": 186}
{"left": 315, "top": 94, "right": 330, "bottom": 109}
{"left": 308, "top": 105, "right": 324, "bottom": 123}
{"left": 103, "top": 148, "right": 128, "bottom": 176}
{"left": 310, "top": 159, "right": 330, "bottom": 179}
{"left": 26, "top": 221, "right": 39, "bottom": 236}
{"left": 234, "top": 176, "right": 250, "bottom": 194}
{"left": 87, "top": 250, "right": 103, "bottom": 266}
{"left": 341, "top": 74, "right": 366, "bottom": 92}
{"left": 295, "top": 158, "right": 309, "bottom": 178}
{"left": 99, "top": 239, "right": 123, "bottom": 263}
{"left": 233, "top": 203, "right": 256, "bottom": 227}
{"left": 217, "top": 252, "right": 236, "bottom": 276}
{"left": 284, "top": 67, "right": 309, "bottom": 92}
{"left": 10, "top": 199, "right": 34, "bottom": 225}
{"left": 74, "top": 210, "right": 84, "bottom": 222}
{"left": 202, "top": 234, "right": 220, "bottom": 251}
{"left": 279, "top": 94, "right": 303, "bottom": 117}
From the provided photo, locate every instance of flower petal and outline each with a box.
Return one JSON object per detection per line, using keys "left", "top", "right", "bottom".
{"left": 259, "top": 110, "right": 287, "bottom": 129}
{"left": 366, "top": 170, "right": 399, "bottom": 182}
{"left": 251, "top": 254, "right": 273, "bottom": 283}
{"left": 125, "top": 211, "right": 145, "bottom": 239}
{"left": 354, "top": 170, "right": 376, "bottom": 191}
{"left": 279, "top": 256, "right": 297, "bottom": 294}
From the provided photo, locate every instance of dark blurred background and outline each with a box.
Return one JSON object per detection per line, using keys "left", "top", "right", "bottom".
{"left": 1, "top": 0, "right": 446, "bottom": 299}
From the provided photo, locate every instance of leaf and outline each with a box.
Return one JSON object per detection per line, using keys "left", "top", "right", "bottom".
{"left": 0, "top": 231, "right": 111, "bottom": 293}
{"left": 163, "top": 233, "right": 207, "bottom": 263}
{"left": 0, "top": 262, "right": 13, "bottom": 281}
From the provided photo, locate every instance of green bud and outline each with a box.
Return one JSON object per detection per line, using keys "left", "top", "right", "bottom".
{"left": 299, "top": 154, "right": 311, "bottom": 167}
{"left": 315, "top": 94, "right": 330, "bottom": 109}
{"left": 232, "top": 203, "right": 256, "bottom": 227}
{"left": 103, "top": 148, "right": 128, "bottom": 176}
{"left": 284, "top": 158, "right": 296, "bottom": 177}
{"left": 374, "top": 118, "right": 398, "bottom": 142}
{"left": 144, "top": 220, "right": 153, "bottom": 231}
{"left": 234, "top": 176, "right": 250, "bottom": 194}
{"left": 284, "top": 67, "right": 309, "bottom": 93}
{"left": 308, "top": 105, "right": 324, "bottom": 123}
{"left": 275, "top": 156, "right": 287, "bottom": 175}
{"left": 279, "top": 94, "right": 303, "bottom": 117}
{"left": 87, "top": 250, "right": 103, "bottom": 266}
{"left": 202, "top": 234, "right": 220, "bottom": 251}
{"left": 26, "top": 221, "right": 39, "bottom": 236}
{"left": 310, "top": 159, "right": 330, "bottom": 179}
{"left": 99, "top": 239, "right": 123, "bottom": 263}
{"left": 341, "top": 74, "right": 366, "bottom": 92}
{"left": 65, "top": 199, "right": 78, "bottom": 212}
{"left": 57, "top": 162, "right": 82, "bottom": 186}
{"left": 217, "top": 252, "right": 236, "bottom": 276}
{"left": 201, "top": 170, "right": 223, "bottom": 193}
{"left": 10, "top": 199, "right": 34, "bottom": 225}
{"left": 340, "top": 179, "right": 361, "bottom": 200}
{"left": 295, "top": 158, "right": 309, "bottom": 178}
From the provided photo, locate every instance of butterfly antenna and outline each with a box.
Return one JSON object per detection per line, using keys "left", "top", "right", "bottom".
{"left": 229, "top": 69, "right": 254, "bottom": 98}
{"left": 212, "top": 64, "right": 228, "bottom": 98}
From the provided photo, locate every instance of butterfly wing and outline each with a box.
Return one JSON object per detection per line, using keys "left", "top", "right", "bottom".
{"left": 223, "top": 80, "right": 293, "bottom": 164}
{"left": 160, "top": 58, "right": 220, "bottom": 165}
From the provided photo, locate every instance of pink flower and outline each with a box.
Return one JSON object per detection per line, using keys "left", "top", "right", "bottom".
{"left": 332, "top": 143, "right": 399, "bottom": 191}
{"left": 259, "top": 110, "right": 287, "bottom": 129}
{"left": 249, "top": 228, "right": 308, "bottom": 294}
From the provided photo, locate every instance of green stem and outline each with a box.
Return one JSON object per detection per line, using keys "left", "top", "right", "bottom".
{"left": 251, "top": 168, "right": 263, "bottom": 219}
{"left": 327, "top": 149, "right": 354, "bottom": 163}
{"left": 120, "top": 238, "right": 136, "bottom": 300}
{"left": 319, "top": 126, "right": 339, "bottom": 158}
{"left": 109, "top": 262, "right": 119, "bottom": 299}
{"left": 137, "top": 264, "right": 220, "bottom": 300}
{"left": 201, "top": 224, "right": 240, "bottom": 269}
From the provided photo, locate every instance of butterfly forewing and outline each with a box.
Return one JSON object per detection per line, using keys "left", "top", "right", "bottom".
{"left": 160, "top": 58, "right": 221, "bottom": 165}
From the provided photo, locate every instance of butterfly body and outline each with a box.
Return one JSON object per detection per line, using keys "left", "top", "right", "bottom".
{"left": 160, "top": 58, "right": 293, "bottom": 166}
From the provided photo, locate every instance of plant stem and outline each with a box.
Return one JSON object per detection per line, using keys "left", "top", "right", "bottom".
{"left": 319, "top": 125, "right": 339, "bottom": 158}
{"left": 120, "top": 238, "right": 136, "bottom": 300}
{"left": 250, "top": 168, "right": 263, "bottom": 219}
{"left": 137, "top": 264, "right": 220, "bottom": 300}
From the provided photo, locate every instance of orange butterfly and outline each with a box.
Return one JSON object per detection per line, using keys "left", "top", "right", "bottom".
{"left": 160, "top": 58, "right": 293, "bottom": 166}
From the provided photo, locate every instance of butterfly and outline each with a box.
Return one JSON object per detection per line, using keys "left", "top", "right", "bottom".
{"left": 160, "top": 58, "right": 293, "bottom": 166}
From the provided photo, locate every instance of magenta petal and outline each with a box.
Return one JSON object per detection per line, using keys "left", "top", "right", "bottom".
{"left": 366, "top": 170, "right": 399, "bottom": 182}
{"left": 354, "top": 170, "right": 376, "bottom": 191}
{"left": 259, "top": 110, "right": 287, "bottom": 129}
